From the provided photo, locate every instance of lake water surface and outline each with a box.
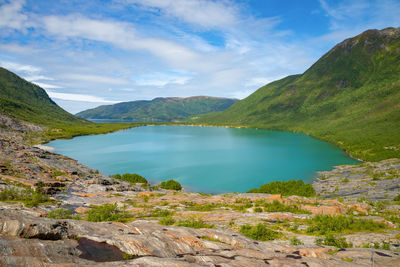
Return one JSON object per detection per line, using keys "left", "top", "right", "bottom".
{"left": 47, "top": 126, "right": 359, "bottom": 193}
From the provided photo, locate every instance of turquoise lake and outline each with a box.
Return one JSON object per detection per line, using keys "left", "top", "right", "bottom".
{"left": 47, "top": 126, "right": 359, "bottom": 193}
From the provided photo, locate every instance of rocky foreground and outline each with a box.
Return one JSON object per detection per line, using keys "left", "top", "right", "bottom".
{"left": 1, "top": 114, "right": 400, "bottom": 266}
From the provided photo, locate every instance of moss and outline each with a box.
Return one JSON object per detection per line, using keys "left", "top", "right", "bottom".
{"left": 159, "top": 216, "right": 175, "bottom": 226}
{"left": 176, "top": 217, "right": 214, "bottom": 229}
{"left": 86, "top": 204, "right": 131, "bottom": 222}
{"left": 240, "top": 223, "right": 282, "bottom": 241}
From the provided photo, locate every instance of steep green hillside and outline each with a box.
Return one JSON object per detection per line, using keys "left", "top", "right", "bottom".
{"left": 76, "top": 96, "right": 237, "bottom": 122}
{"left": 197, "top": 27, "right": 400, "bottom": 161}
{"left": 0, "top": 67, "right": 86, "bottom": 125}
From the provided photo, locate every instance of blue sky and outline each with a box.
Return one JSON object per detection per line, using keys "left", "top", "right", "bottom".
{"left": 1, "top": 0, "right": 399, "bottom": 113}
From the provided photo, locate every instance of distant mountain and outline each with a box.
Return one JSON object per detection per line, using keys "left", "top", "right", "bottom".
{"left": 196, "top": 27, "right": 400, "bottom": 161}
{"left": 0, "top": 67, "right": 86, "bottom": 125}
{"left": 76, "top": 96, "right": 238, "bottom": 122}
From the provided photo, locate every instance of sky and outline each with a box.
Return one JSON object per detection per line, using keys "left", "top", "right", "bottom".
{"left": 0, "top": 0, "right": 399, "bottom": 114}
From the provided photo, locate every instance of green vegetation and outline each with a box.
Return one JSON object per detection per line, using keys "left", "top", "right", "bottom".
{"left": 393, "top": 194, "right": 400, "bottom": 202}
{"left": 76, "top": 96, "right": 237, "bottom": 122}
{"left": 159, "top": 179, "right": 182, "bottom": 191}
{"left": 306, "top": 215, "right": 386, "bottom": 235}
{"left": 185, "top": 202, "right": 219, "bottom": 211}
{"left": 47, "top": 208, "right": 74, "bottom": 219}
{"left": 40, "top": 122, "right": 145, "bottom": 143}
{"left": 316, "top": 234, "right": 353, "bottom": 248}
{"left": 195, "top": 28, "right": 400, "bottom": 162}
{"left": 362, "top": 241, "right": 391, "bottom": 250}
{"left": 87, "top": 203, "right": 131, "bottom": 222}
{"left": 0, "top": 67, "right": 85, "bottom": 125}
{"left": 176, "top": 217, "right": 214, "bottom": 229}
{"left": 0, "top": 187, "right": 51, "bottom": 207}
{"left": 240, "top": 223, "right": 282, "bottom": 241}
{"left": 248, "top": 180, "right": 315, "bottom": 197}
{"left": 263, "top": 200, "right": 312, "bottom": 214}
{"left": 113, "top": 173, "right": 148, "bottom": 184}
{"left": 159, "top": 216, "right": 175, "bottom": 226}
{"left": 290, "top": 237, "right": 304, "bottom": 245}
{"left": 149, "top": 209, "right": 173, "bottom": 217}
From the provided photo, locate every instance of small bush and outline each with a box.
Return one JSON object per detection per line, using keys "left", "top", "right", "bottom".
{"left": 47, "top": 208, "right": 73, "bottom": 219}
{"left": 290, "top": 237, "right": 304, "bottom": 245}
{"left": 263, "top": 200, "right": 311, "bottom": 214}
{"left": 0, "top": 187, "right": 51, "bottom": 207}
{"left": 113, "top": 173, "right": 148, "bottom": 184}
{"left": 240, "top": 223, "right": 282, "bottom": 241}
{"left": 149, "top": 209, "right": 173, "bottom": 217}
{"left": 176, "top": 217, "right": 214, "bottom": 229}
{"left": 247, "top": 180, "right": 315, "bottom": 197}
{"left": 316, "top": 234, "right": 352, "bottom": 248}
{"left": 160, "top": 179, "right": 182, "bottom": 191}
{"left": 87, "top": 204, "right": 131, "bottom": 222}
{"left": 254, "top": 207, "right": 263, "bottom": 213}
{"left": 159, "top": 216, "right": 175, "bottom": 226}
{"left": 393, "top": 194, "right": 400, "bottom": 202}
{"left": 307, "top": 215, "right": 386, "bottom": 235}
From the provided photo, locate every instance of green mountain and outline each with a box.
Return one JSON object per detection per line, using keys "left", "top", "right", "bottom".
{"left": 76, "top": 96, "right": 237, "bottom": 122}
{"left": 0, "top": 67, "right": 86, "bottom": 125}
{"left": 196, "top": 27, "right": 400, "bottom": 161}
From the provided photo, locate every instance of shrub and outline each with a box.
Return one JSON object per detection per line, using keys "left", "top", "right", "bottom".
{"left": 0, "top": 187, "right": 51, "bottom": 207}
{"left": 254, "top": 207, "right": 263, "bottom": 213}
{"left": 290, "top": 237, "right": 304, "bottom": 245}
{"left": 263, "top": 200, "right": 311, "bottom": 214}
{"left": 149, "top": 209, "right": 173, "bottom": 217}
{"left": 307, "top": 215, "right": 386, "bottom": 235}
{"left": 176, "top": 217, "right": 214, "bottom": 229}
{"left": 159, "top": 216, "right": 175, "bottom": 226}
{"left": 47, "top": 208, "right": 73, "bottom": 219}
{"left": 113, "top": 173, "right": 148, "bottom": 184}
{"left": 393, "top": 194, "right": 400, "bottom": 202}
{"left": 247, "top": 180, "right": 315, "bottom": 197}
{"left": 240, "top": 223, "right": 282, "bottom": 241}
{"left": 87, "top": 203, "right": 131, "bottom": 222}
{"left": 316, "top": 234, "right": 352, "bottom": 248}
{"left": 160, "top": 179, "right": 182, "bottom": 191}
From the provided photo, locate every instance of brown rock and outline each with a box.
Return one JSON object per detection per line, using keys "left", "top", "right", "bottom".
{"left": 301, "top": 205, "right": 341, "bottom": 215}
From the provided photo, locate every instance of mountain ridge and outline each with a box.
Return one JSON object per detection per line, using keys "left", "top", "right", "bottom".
{"left": 0, "top": 67, "right": 87, "bottom": 126}
{"left": 195, "top": 27, "right": 400, "bottom": 161}
{"left": 76, "top": 96, "right": 238, "bottom": 122}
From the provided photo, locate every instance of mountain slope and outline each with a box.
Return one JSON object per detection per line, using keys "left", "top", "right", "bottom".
{"left": 0, "top": 67, "right": 87, "bottom": 125}
{"left": 76, "top": 96, "right": 237, "bottom": 122}
{"left": 197, "top": 27, "right": 400, "bottom": 161}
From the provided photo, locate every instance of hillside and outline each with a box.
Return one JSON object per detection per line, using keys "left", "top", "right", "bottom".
{"left": 196, "top": 27, "right": 400, "bottom": 161}
{"left": 76, "top": 96, "right": 237, "bottom": 122}
{"left": 0, "top": 67, "right": 87, "bottom": 125}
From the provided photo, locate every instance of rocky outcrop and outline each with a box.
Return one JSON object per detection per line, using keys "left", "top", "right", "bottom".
{"left": 314, "top": 159, "right": 400, "bottom": 200}
{"left": 2, "top": 207, "right": 400, "bottom": 267}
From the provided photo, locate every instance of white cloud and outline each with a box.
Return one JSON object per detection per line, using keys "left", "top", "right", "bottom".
{"left": 0, "top": 60, "right": 41, "bottom": 74}
{"left": 124, "top": 0, "right": 239, "bottom": 29}
{"left": 24, "top": 75, "right": 54, "bottom": 81}
{"left": 133, "top": 71, "right": 192, "bottom": 87}
{"left": 230, "top": 89, "right": 254, "bottom": 100}
{"left": 244, "top": 77, "right": 273, "bottom": 88}
{"left": 46, "top": 91, "right": 120, "bottom": 103}
{"left": 61, "top": 73, "right": 128, "bottom": 85}
{"left": 41, "top": 14, "right": 209, "bottom": 71}
{"left": 0, "top": 0, "right": 29, "bottom": 30}
{"left": 32, "top": 82, "right": 62, "bottom": 89}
